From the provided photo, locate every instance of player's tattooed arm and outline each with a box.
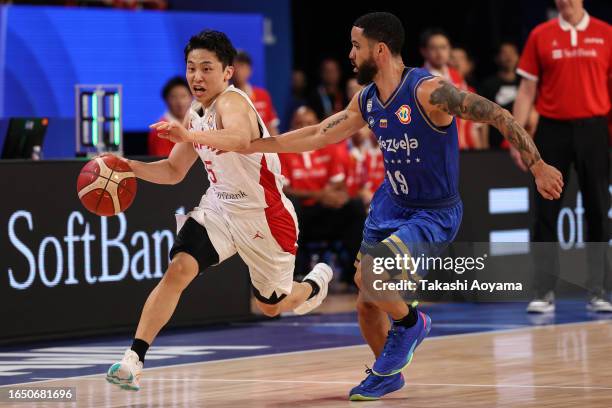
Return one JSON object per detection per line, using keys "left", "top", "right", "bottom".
{"left": 426, "top": 79, "right": 541, "bottom": 168}
{"left": 322, "top": 113, "right": 349, "bottom": 134}
{"left": 242, "top": 93, "right": 365, "bottom": 154}
{"left": 419, "top": 78, "right": 563, "bottom": 200}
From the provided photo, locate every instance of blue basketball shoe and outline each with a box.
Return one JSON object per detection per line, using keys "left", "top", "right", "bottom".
{"left": 372, "top": 311, "right": 432, "bottom": 376}
{"left": 348, "top": 368, "right": 405, "bottom": 401}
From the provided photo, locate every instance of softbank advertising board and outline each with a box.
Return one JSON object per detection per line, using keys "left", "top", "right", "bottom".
{"left": 0, "top": 160, "right": 251, "bottom": 344}
{"left": 1, "top": 152, "right": 610, "bottom": 343}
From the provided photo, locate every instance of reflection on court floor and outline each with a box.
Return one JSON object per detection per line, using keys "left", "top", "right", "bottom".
{"left": 1, "top": 301, "right": 611, "bottom": 407}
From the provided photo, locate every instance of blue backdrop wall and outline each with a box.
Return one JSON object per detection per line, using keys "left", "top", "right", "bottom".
{"left": 170, "top": 0, "right": 292, "bottom": 131}
{"left": 0, "top": 5, "right": 264, "bottom": 136}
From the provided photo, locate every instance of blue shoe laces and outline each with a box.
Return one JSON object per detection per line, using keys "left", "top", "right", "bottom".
{"left": 358, "top": 366, "right": 379, "bottom": 387}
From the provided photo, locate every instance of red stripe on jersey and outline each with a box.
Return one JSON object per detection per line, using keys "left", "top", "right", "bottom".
{"left": 259, "top": 155, "right": 297, "bottom": 255}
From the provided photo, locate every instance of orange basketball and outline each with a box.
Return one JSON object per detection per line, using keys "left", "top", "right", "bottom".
{"left": 77, "top": 155, "right": 137, "bottom": 216}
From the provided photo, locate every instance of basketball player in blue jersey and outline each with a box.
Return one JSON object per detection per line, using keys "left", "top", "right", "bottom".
{"left": 245, "top": 12, "right": 563, "bottom": 400}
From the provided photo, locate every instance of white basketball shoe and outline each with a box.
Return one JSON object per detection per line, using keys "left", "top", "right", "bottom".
{"left": 294, "top": 263, "right": 333, "bottom": 315}
{"left": 587, "top": 297, "right": 612, "bottom": 313}
{"left": 526, "top": 291, "right": 555, "bottom": 313}
{"left": 106, "top": 349, "right": 143, "bottom": 391}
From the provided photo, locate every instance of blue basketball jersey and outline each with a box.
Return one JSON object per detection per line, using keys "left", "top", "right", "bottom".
{"left": 358, "top": 67, "right": 460, "bottom": 208}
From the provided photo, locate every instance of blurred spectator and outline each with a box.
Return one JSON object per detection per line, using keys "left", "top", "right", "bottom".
{"left": 480, "top": 42, "right": 522, "bottom": 149}
{"left": 307, "top": 58, "right": 347, "bottom": 120}
{"left": 343, "top": 78, "right": 379, "bottom": 204}
{"left": 280, "top": 106, "right": 366, "bottom": 285}
{"left": 364, "top": 131, "right": 385, "bottom": 199}
{"left": 292, "top": 69, "right": 307, "bottom": 102}
{"left": 451, "top": 46, "right": 486, "bottom": 148}
{"left": 283, "top": 69, "right": 308, "bottom": 132}
{"left": 346, "top": 77, "right": 362, "bottom": 101}
{"left": 420, "top": 28, "right": 481, "bottom": 149}
{"left": 514, "top": 0, "right": 611, "bottom": 313}
{"left": 344, "top": 76, "right": 387, "bottom": 202}
{"left": 148, "top": 76, "right": 192, "bottom": 157}
{"left": 346, "top": 126, "right": 386, "bottom": 206}
{"left": 346, "top": 128, "right": 369, "bottom": 200}
{"left": 450, "top": 47, "right": 477, "bottom": 88}
{"left": 233, "top": 50, "right": 280, "bottom": 135}
{"left": 280, "top": 107, "right": 347, "bottom": 209}
{"left": 420, "top": 28, "right": 454, "bottom": 78}
{"left": 343, "top": 78, "right": 372, "bottom": 203}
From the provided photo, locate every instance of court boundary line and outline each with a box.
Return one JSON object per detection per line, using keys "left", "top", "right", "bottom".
{"left": 1, "top": 319, "right": 609, "bottom": 388}
{"left": 27, "top": 376, "right": 612, "bottom": 391}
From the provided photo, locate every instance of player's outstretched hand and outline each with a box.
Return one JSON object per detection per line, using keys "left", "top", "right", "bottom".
{"left": 150, "top": 121, "right": 192, "bottom": 144}
{"left": 531, "top": 160, "right": 563, "bottom": 200}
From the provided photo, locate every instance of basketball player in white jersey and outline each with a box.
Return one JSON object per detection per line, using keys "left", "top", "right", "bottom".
{"left": 105, "top": 30, "right": 332, "bottom": 391}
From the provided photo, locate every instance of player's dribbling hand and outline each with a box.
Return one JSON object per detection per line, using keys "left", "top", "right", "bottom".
{"left": 531, "top": 160, "right": 563, "bottom": 200}
{"left": 150, "top": 121, "right": 192, "bottom": 144}
{"left": 94, "top": 152, "right": 129, "bottom": 164}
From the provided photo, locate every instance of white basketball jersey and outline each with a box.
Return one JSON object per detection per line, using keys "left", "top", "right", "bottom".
{"left": 187, "top": 85, "right": 288, "bottom": 213}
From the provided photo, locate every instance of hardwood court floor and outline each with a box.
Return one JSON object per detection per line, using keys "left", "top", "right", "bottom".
{"left": 2, "top": 320, "right": 611, "bottom": 408}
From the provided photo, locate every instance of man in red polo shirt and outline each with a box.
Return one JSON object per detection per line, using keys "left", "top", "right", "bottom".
{"left": 233, "top": 51, "right": 280, "bottom": 135}
{"left": 280, "top": 106, "right": 366, "bottom": 284}
{"left": 280, "top": 108, "right": 347, "bottom": 209}
{"left": 513, "top": 0, "right": 611, "bottom": 313}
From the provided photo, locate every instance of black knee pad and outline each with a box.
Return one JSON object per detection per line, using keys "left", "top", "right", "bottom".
{"left": 169, "top": 217, "right": 220, "bottom": 273}
{"left": 252, "top": 286, "right": 287, "bottom": 305}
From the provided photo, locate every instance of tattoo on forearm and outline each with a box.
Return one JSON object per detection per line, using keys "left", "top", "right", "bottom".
{"left": 429, "top": 80, "right": 541, "bottom": 168}
{"left": 322, "top": 113, "right": 348, "bottom": 133}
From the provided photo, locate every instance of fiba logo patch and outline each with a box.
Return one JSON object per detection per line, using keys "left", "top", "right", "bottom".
{"left": 395, "top": 105, "right": 411, "bottom": 125}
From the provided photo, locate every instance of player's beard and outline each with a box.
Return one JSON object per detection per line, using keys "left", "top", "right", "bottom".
{"left": 356, "top": 56, "right": 378, "bottom": 85}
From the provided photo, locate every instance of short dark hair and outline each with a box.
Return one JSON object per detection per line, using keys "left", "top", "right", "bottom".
{"left": 320, "top": 58, "right": 340, "bottom": 70}
{"left": 419, "top": 27, "right": 450, "bottom": 49}
{"left": 234, "top": 50, "right": 252, "bottom": 66}
{"left": 452, "top": 45, "right": 472, "bottom": 59}
{"left": 184, "top": 30, "right": 237, "bottom": 68}
{"left": 498, "top": 41, "right": 519, "bottom": 53}
{"left": 353, "top": 12, "right": 404, "bottom": 55}
{"left": 161, "top": 76, "right": 190, "bottom": 101}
